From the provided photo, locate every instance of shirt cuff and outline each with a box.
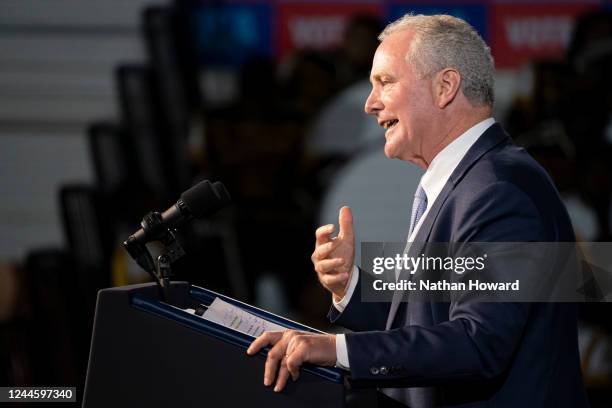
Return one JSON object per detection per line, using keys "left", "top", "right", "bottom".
{"left": 332, "top": 265, "right": 359, "bottom": 312}
{"left": 335, "top": 334, "right": 350, "bottom": 369}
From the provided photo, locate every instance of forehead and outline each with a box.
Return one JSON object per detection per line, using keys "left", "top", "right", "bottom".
{"left": 371, "top": 30, "right": 414, "bottom": 77}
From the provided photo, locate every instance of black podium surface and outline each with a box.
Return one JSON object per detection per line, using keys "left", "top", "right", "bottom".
{"left": 83, "top": 282, "right": 347, "bottom": 407}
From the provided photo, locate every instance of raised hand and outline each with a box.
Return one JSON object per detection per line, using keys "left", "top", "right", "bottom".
{"left": 311, "top": 206, "right": 355, "bottom": 302}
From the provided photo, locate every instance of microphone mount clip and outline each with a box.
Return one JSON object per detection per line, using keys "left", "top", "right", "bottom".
{"left": 123, "top": 211, "right": 186, "bottom": 303}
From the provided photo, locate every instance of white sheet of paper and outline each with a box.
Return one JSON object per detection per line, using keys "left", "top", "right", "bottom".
{"left": 201, "top": 297, "right": 287, "bottom": 338}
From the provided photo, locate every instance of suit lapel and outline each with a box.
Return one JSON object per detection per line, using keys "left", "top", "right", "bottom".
{"left": 385, "top": 123, "right": 510, "bottom": 329}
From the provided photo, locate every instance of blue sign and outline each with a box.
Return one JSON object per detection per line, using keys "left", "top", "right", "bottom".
{"left": 193, "top": 3, "right": 273, "bottom": 66}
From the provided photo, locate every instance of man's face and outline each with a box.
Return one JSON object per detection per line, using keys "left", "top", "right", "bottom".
{"left": 365, "top": 30, "right": 438, "bottom": 167}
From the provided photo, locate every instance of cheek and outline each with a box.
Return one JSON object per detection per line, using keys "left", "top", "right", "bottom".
{"left": 397, "top": 111, "right": 415, "bottom": 138}
{"left": 396, "top": 108, "right": 427, "bottom": 149}
{"left": 401, "top": 98, "right": 431, "bottom": 130}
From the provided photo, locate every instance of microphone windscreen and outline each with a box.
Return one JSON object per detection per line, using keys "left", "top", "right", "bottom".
{"left": 212, "top": 181, "right": 231, "bottom": 205}
{"left": 181, "top": 180, "right": 231, "bottom": 218}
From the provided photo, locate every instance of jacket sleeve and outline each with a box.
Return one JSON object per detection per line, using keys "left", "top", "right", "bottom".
{"left": 328, "top": 267, "right": 391, "bottom": 332}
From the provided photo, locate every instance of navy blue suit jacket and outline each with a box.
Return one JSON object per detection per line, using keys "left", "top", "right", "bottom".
{"left": 329, "top": 124, "right": 589, "bottom": 407}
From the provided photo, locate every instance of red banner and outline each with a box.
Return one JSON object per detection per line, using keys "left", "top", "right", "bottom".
{"left": 491, "top": 4, "right": 597, "bottom": 69}
{"left": 276, "top": 2, "right": 381, "bottom": 60}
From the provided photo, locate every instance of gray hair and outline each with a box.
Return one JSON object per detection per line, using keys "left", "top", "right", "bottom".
{"left": 379, "top": 14, "right": 495, "bottom": 107}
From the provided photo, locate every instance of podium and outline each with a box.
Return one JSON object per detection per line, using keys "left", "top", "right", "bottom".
{"left": 83, "top": 282, "right": 352, "bottom": 407}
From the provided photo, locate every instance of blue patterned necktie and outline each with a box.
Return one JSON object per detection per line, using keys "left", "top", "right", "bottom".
{"left": 408, "top": 184, "right": 428, "bottom": 237}
{"left": 395, "top": 184, "right": 428, "bottom": 281}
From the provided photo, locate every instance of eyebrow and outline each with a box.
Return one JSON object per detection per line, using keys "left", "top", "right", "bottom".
{"left": 370, "top": 73, "right": 394, "bottom": 85}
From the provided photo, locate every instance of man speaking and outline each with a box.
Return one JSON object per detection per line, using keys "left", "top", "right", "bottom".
{"left": 248, "top": 14, "right": 589, "bottom": 407}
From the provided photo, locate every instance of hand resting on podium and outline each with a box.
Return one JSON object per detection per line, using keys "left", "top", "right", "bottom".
{"left": 247, "top": 330, "right": 336, "bottom": 392}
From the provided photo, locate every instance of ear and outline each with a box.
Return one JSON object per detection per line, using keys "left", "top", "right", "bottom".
{"left": 434, "top": 68, "right": 461, "bottom": 109}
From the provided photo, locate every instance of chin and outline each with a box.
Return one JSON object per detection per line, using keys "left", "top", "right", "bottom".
{"left": 383, "top": 144, "right": 395, "bottom": 159}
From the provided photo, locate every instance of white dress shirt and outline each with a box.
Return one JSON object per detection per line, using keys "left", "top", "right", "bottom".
{"left": 333, "top": 118, "right": 496, "bottom": 369}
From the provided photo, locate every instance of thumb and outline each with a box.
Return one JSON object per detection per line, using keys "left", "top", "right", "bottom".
{"left": 338, "top": 206, "right": 354, "bottom": 241}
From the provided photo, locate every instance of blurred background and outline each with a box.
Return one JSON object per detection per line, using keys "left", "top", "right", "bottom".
{"left": 1, "top": 0, "right": 611, "bottom": 405}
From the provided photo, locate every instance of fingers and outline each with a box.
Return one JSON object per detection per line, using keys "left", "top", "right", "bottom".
{"left": 264, "top": 346, "right": 283, "bottom": 386}
{"left": 311, "top": 240, "right": 339, "bottom": 262}
{"left": 314, "top": 258, "right": 345, "bottom": 274}
{"left": 249, "top": 333, "right": 336, "bottom": 393}
{"left": 338, "top": 206, "right": 354, "bottom": 241}
{"left": 315, "top": 224, "right": 335, "bottom": 246}
{"left": 320, "top": 271, "right": 350, "bottom": 288}
{"left": 274, "top": 356, "right": 291, "bottom": 392}
{"left": 248, "top": 331, "right": 296, "bottom": 389}
{"left": 246, "top": 331, "right": 282, "bottom": 355}
{"left": 315, "top": 206, "right": 353, "bottom": 249}
{"left": 312, "top": 211, "right": 353, "bottom": 297}
{"left": 276, "top": 337, "right": 305, "bottom": 391}
{"left": 286, "top": 345, "right": 306, "bottom": 381}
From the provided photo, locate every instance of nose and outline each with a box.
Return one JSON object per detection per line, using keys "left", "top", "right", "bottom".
{"left": 364, "top": 87, "right": 382, "bottom": 115}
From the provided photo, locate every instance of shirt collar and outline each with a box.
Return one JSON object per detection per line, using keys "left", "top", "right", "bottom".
{"left": 419, "top": 118, "right": 496, "bottom": 206}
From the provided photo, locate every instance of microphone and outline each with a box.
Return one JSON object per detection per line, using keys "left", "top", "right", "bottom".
{"left": 129, "top": 180, "right": 231, "bottom": 244}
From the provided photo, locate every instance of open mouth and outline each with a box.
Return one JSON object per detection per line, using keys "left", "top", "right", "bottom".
{"left": 382, "top": 119, "right": 398, "bottom": 130}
